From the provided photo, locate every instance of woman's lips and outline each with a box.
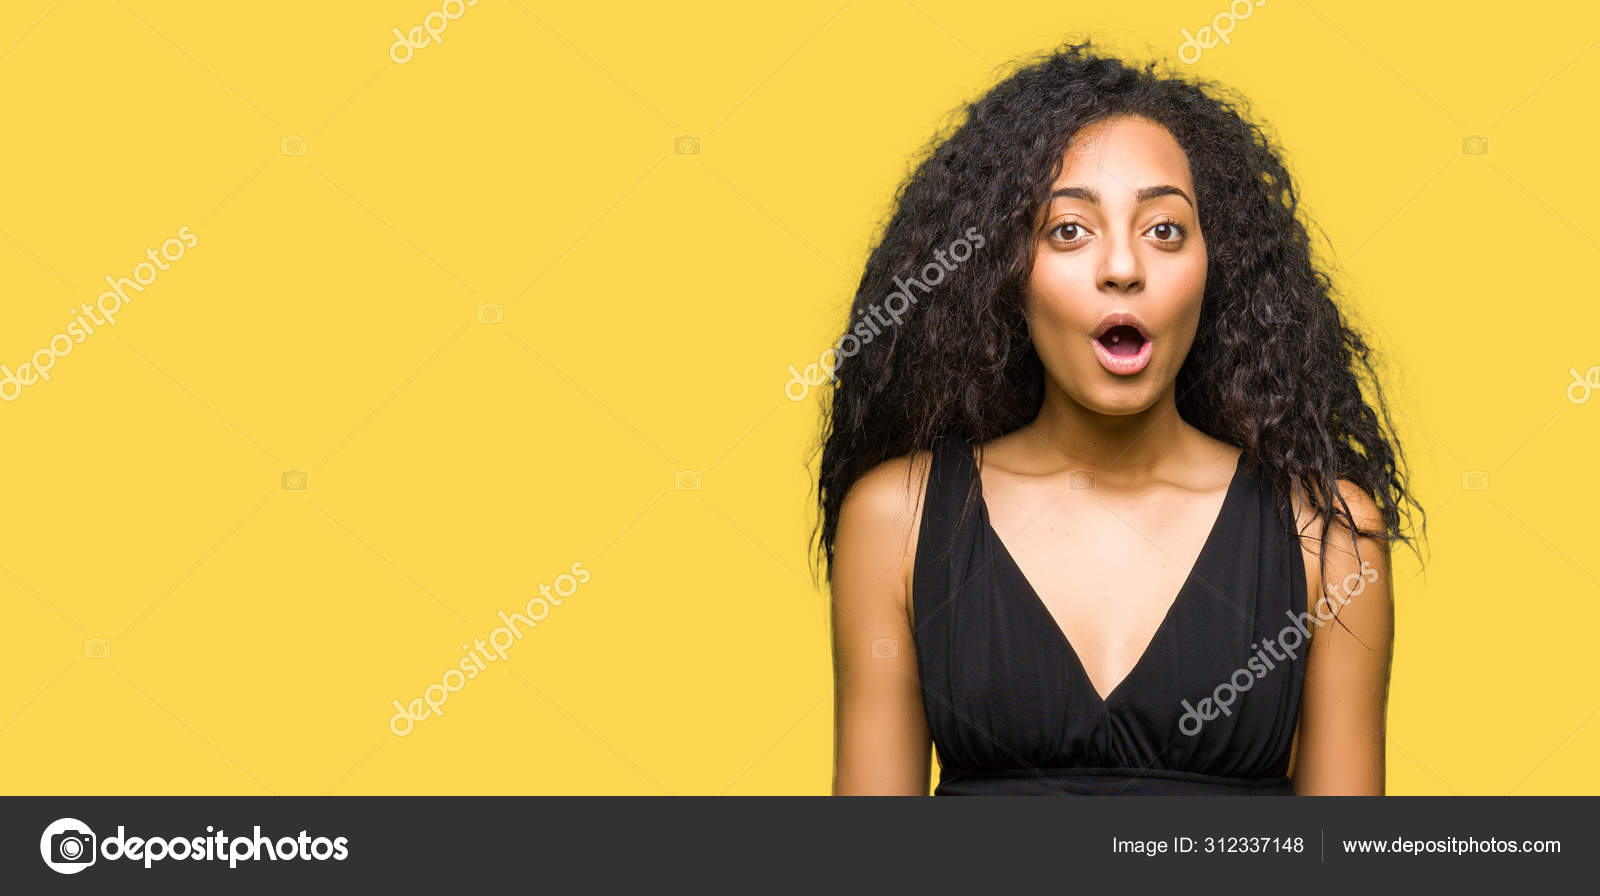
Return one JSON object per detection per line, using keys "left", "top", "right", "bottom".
{"left": 1092, "top": 325, "right": 1152, "bottom": 375}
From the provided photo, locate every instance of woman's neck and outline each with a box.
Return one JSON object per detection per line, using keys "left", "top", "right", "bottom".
{"left": 1017, "top": 379, "right": 1195, "bottom": 479}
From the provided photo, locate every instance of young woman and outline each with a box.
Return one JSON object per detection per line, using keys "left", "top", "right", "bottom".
{"left": 818, "top": 42, "right": 1425, "bottom": 795}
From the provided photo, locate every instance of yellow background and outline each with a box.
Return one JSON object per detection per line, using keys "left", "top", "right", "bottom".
{"left": 1, "top": 0, "right": 1596, "bottom": 795}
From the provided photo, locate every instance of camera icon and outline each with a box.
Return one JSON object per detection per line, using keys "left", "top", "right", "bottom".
{"left": 280, "top": 135, "right": 308, "bottom": 156}
{"left": 1069, "top": 469, "right": 1096, "bottom": 490}
{"left": 83, "top": 638, "right": 110, "bottom": 659}
{"left": 477, "top": 303, "right": 504, "bottom": 324}
{"left": 871, "top": 637, "right": 898, "bottom": 658}
{"left": 281, "top": 470, "right": 309, "bottom": 491}
{"left": 41, "top": 818, "right": 97, "bottom": 873}
{"left": 1461, "top": 135, "right": 1489, "bottom": 155}
{"left": 1461, "top": 469, "right": 1489, "bottom": 491}
{"left": 674, "top": 470, "right": 701, "bottom": 491}
{"left": 673, "top": 135, "right": 700, "bottom": 155}
{"left": 53, "top": 829, "right": 94, "bottom": 863}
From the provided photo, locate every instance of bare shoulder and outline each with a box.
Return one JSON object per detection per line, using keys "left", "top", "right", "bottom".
{"left": 1290, "top": 477, "right": 1387, "bottom": 562}
{"left": 1290, "top": 476, "right": 1392, "bottom": 631}
{"left": 833, "top": 450, "right": 936, "bottom": 622}
{"left": 1287, "top": 476, "right": 1394, "bottom": 794}
{"left": 830, "top": 449, "right": 939, "bottom": 794}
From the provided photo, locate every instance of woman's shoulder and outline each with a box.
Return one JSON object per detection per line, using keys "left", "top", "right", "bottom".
{"left": 1288, "top": 478, "right": 1387, "bottom": 561}
{"left": 833, "top": 449, "right": 939, "bottom": 618}
{"left": 1288, "top": 476, "right": 1391, "bottom": 619}
{"left": 836, "top": 449, "right": 938, "bottom": 551}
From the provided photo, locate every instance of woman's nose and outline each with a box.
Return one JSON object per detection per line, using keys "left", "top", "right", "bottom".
{"left": 1098, "top": 232, "right": 1144, "bottom": 292}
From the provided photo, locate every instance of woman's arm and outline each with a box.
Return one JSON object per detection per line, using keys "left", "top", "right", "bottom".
{"left": 1291, "top": 479, "right": 1395, "bottom": 795}
{"left": 830, "top": 453, "right": 934, "bottom": 795}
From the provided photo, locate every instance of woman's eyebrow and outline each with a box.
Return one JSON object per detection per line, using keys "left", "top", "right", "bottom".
{"left": 1048, "top": 184, "right": 1194, "bottom": 208}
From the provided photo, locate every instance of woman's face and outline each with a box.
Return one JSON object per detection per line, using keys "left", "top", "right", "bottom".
{"left": 1025, "top": 115, "right": 1207, "bottom": 415}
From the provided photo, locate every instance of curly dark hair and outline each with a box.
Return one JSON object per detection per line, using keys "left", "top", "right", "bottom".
{"left": 810, "top": 40, "right": 1426, "bottom": 594}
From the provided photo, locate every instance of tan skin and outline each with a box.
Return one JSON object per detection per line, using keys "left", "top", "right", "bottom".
{"left": 830, "top": 115, "right": 1393, "bottom": 796}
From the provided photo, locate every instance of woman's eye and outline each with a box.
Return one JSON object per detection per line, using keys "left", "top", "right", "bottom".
{"left": 1149, "top": 220, "right": 1187, "bottom": 242}
{"left": 1049, "top": 222, "right": 1085, "bottom": 242}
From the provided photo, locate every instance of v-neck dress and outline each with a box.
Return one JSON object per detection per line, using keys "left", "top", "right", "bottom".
{"left": 911, "top": 437, "right": 1308, "bottom": 795}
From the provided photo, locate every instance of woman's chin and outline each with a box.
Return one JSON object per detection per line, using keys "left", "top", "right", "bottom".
{"left": 1078, "top": 381, "right": 1164, "bottom": 416}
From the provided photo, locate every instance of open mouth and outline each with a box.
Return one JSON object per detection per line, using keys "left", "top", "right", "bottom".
{"left": 1095, "top": 325, "right": 1147, "bottom": 358}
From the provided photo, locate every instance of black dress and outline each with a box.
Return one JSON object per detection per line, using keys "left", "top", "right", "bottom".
{"left": 912, "top": 437, "right": 1308, "bottom": 795}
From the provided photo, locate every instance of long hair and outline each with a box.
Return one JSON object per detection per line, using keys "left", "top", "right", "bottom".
{"left": 811, "top": 40, "right": 1426, "bottom": 593}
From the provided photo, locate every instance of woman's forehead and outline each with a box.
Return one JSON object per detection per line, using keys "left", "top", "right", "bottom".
{"left": 1053, "top": 116, "right": 1194, "bottom": 192}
